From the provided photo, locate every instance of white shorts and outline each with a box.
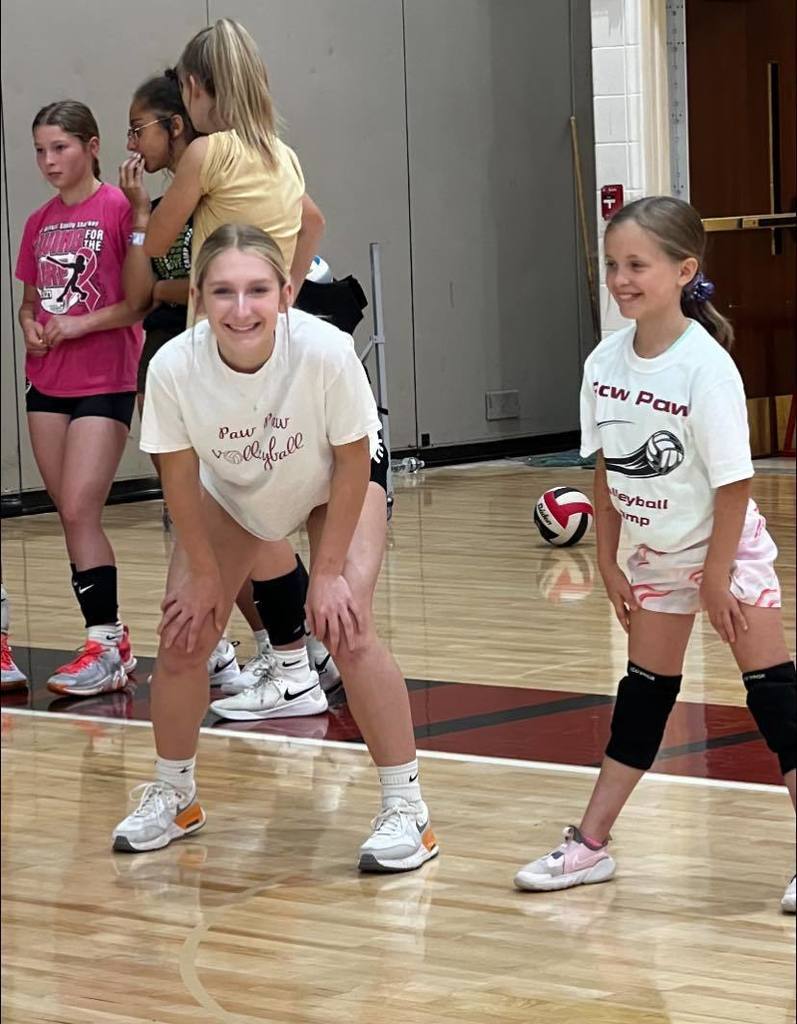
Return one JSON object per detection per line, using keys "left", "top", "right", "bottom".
{"left": 627, "top": 502, "right": 781, "bottom": 615}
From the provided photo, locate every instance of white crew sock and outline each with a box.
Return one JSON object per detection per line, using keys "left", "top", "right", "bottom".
{"left": 378, "top": 759, "right": 423, "bottom": 807}
{"left": 156, "top": 756, "right": 196, "bottom": 799}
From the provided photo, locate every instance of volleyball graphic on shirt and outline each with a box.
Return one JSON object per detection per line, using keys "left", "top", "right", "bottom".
{"left": 645, "top": 431, "right": 685, "bottom": 473}
{"left": 604, "top": 430, "right": 685, "bottom": 478}
{"left": 533, "top": 487, "right": 594, "bottom": 547}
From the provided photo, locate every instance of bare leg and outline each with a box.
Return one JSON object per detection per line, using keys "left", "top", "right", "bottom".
{"left": 152, "top": 492, "right": 263, "bottom": 759}
{"left": 27, "top": 411, "right": 71, "bottom": 514}
{"left": 307, "top": 483, "right": 415, "bottom": 765}
{"left": 579, "top": 609, "right": 694, "bottom": 841}
{"left": 727, "top": 605, "right": 795, "bottom": 811}
{"left": 57, "top": 417, "right": 128, "bottom": 569}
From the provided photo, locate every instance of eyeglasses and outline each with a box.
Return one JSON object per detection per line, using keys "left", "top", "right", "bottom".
{"left": 126, "top": 118, "right": 171, "bottom": 141}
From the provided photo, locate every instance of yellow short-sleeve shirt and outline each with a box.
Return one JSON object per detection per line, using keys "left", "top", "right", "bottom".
{"left": 189, "top": 130, "right": 305, "bottom": 319}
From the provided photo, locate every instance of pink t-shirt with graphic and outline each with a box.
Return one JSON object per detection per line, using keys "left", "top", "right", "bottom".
{"left": 15, "top": 183, "right": 142, "bottom": 397}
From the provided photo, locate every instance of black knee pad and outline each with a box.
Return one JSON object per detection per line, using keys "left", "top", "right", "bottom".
{"left": 605, "top": 662, "right": 682, "bottom": 771}
{"left": 743, "top": 662, "right": 797, "bottom": 776}
{"left": 294, "top": 555, "right": 309, "bottom": 592}
{"left": 252, "top": 558, "right": 308, "bottom": 646}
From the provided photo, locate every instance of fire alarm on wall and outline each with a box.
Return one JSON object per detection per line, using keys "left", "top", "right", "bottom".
{"left": 601, "top": 184, "right": 624, "bottom": 220}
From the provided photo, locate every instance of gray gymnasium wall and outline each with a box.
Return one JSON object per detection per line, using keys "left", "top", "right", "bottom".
{"left": 0, "top": 0, "right": 595, "bottom": 496}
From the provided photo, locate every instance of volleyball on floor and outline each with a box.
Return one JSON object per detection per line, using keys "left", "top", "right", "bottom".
{"left": 533, "top": 487, "right": 594, "bottom": 547}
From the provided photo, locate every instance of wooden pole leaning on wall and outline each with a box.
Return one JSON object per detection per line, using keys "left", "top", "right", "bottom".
{"left": 569, "top": 115, "right": 602, "bottom": 347}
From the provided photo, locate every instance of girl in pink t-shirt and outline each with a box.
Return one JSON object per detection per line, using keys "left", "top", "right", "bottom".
{"left": 15, "top": 100, "right": 145, "bottom": 697}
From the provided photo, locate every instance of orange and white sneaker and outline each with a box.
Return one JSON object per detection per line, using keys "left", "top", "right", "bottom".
{"left": 1, "top": 634, "right": 27, "bottom": 690}
{"left": 47, "top": 641, "right": 127, "bottom": 697}
{"left": 118, "top": 625, "right": 137, "bottom": 674}
{"left": 113, "top": 781, "right": 206, "bottom": 853}
{"left": 514, "top": 825, "right": 616, "bottom": 891}
{"left": 358, "top": 799, "right": 439, "bottom": 873}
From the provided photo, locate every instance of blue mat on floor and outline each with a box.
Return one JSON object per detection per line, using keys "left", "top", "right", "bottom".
{"left": 526, "top": 450, "right": 595, "bottom": 469}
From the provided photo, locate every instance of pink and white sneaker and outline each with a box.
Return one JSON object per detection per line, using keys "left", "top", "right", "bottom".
{"left": 514, "top": 825, "right": 616, "bottom": 891}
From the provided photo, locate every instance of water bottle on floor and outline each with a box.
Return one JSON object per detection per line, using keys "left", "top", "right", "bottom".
{"left": 393, "top": 457, "right": 425, "bottom": 474}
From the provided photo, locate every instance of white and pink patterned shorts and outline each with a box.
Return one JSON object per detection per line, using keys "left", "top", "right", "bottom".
{"left": 627, "top": 502, "right": 781, "bottom": 615}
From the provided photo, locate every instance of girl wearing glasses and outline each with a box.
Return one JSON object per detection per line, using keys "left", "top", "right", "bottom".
{"left": 120, "top": 70, "right": 197, "bottom": 427}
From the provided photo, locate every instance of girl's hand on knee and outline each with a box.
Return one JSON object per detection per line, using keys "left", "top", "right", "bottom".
{"left": 159, "top": 567, "right": 225, "bottom": 653}
{"left": 601, "top": 563, "right": 638, "bottom": 633}
{"left": 306, "top": 572, "right": 363, "bottom": 655}
{"left": 701, "top": 575, "right": 748, "bottom": 644}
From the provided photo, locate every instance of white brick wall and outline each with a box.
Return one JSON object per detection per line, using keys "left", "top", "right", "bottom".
{"left": 591, "top": 0, "right": 646, "bottom": 336}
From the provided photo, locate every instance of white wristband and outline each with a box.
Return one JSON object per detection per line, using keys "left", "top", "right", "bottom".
{"left": 129, "top": 231, "right": 146, "bottom": 247}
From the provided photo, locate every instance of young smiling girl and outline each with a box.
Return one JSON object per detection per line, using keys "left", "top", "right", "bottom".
{"left": 113, "top": 225, "right": 438, "bottom": 874}
{"left": 515, "top": 197, "right": 795, "bottom": 914}
{"left": 15, "top": 101, "right": 142, "bottom": 696}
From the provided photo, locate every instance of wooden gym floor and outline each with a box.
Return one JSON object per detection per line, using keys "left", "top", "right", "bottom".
{"left": 2, "top": 461, "right": 795, "bottom": 1022}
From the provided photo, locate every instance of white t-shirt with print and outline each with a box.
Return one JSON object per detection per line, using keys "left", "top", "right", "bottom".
{"left": 580, "top": 320, "right": 753, "bottom": 552}
{"left": 141, "top": 308, "right": 382, "bottom": 540}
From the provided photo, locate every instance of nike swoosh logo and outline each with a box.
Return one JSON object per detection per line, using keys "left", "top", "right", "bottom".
{"left": 77, "top": 585, "right": 94, "bottom": 594}
{"left": 314, "top": 654, "right": 331, "bottom": 672}
{"left": 283, "top": 683, "right": 320, "bottom": 702}
{"left": 409, "top": 773, "right": 418, "bottom": 783}
{"left": 211, "top": 656, "right": 236, "bottom": 674}
{"left": 416, "top": 819, "right": 428, "bottom": 834}
{"left": 281, "top": 659, "right": 304, "bottom": 669}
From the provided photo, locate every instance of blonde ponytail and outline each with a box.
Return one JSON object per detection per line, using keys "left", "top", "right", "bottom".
{"left": 179, "top": 19, "right": 280, "bottom": 166}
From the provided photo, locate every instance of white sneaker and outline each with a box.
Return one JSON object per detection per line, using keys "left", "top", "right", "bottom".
{"left": 221, "top": 647, "right": 274, "bottom": 695}
{"left": 208, "top": 638, "right": 240, "bottom": 688}
{"left": 358, "top": 799, "right": 439, "bottom": 873}
{"left": 112, "top": 781, "right": 205, "bottom": 853}
{"left": 306, "top": 633, "right": 342, "bottom": 693}
{"left": 210, "top": 656, "right": 327, "bottom": 721}
{"left": 782, "top": 875, "right": 796, "bottom": 914}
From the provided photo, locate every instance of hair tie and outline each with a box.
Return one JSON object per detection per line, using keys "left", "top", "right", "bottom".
{"left": 687, "top": 272, "right": 715, "bottom": 304}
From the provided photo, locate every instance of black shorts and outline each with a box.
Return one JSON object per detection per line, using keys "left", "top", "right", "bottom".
{"left": 370, "top": 428, "right": 388, "bottom": 492}
{"left": 138, "top": 326, "right": 181, "bottom": 393}
{"left": 25, "top": 382, "right": 136, "bottom": 428}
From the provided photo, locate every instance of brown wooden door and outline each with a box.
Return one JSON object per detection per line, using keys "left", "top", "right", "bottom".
{"left": 686, "top": 0, "right": 796, "bottom": 453}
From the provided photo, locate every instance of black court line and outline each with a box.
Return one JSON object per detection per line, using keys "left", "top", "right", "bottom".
{"left": 412, "top": 693, "right": 615, "bottom": 740}
{"left": 655, "top": 730, "right": 763, "bottom": 761}
{"left": 406, "top": 678, "right": 452, "bottom": 692}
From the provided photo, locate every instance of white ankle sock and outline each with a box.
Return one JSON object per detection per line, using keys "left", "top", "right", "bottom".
{"left": 88, "top": 622, "right": 123, "bottom": 647}
{"left": 253, "top": 629, "right": 270, "bottom": 653}
{"left": 378, "top": 759, "right": 422, "bottom": 807}
{"left": 156, "top": 756, "right": 196, "bottom": 798}
{"left": 274, "top": 647, "right": 312, "bottom": 689}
